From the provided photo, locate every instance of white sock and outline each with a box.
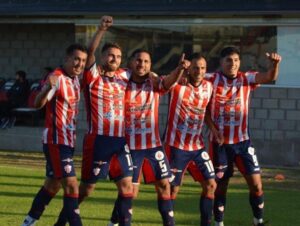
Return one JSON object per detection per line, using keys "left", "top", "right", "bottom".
{"left": 215, "top": 222, "right": 224, "bottom": 226}
{"left": 21, "top": 215, "right": 37, "bottom": 226}
{"left": 253, "top": 217, "right": 263, "bottom": 225}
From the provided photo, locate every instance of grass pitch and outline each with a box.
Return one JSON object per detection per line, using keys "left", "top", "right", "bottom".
{"left": 0, "top": 151, "right": 299, "bottom": 226}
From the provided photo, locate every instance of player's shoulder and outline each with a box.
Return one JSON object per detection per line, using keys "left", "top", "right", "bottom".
{"left": 51, "top": 68, "right": 64, "bottom": 77}
{"left": 116, "top": 68, "right": 131, "bottom": 80}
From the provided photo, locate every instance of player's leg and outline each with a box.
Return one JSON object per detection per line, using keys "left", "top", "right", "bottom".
{"left": 108, "top": 149, "right": 143, "bottom": 226}
{"left": 21, "top": 178, "right": 61, "bottom": 226}
{"left": 192, "top": 149, "right": 216, "bottom": 226}
{"left": 147, "top": 147, "right": 173, "bottom": 226}
{"left": 21, "top": 144, "right": 62, "bottom": 226}
{"left": 54, "top": 134, "right": 101, "bottom": 226}
{"left": 235, "top": 141, "right": 264, "bottom": 226}
{"left": 210, "top": 142, "right": 234, "bottom": 226}
{"left": 110, "top": 142, "right": 134, "bottom": 226}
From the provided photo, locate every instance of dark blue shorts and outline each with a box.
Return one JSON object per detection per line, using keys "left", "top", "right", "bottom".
{"left": 169, "top": 146, "right": 215, "bottom": 186}
{"left": 81, "top": 134, "right": 133, "bottom": 183}
{"left": 130, "top": 147, "right": 171, "bottom": 184}
{"left": 43, "top": 144, "right": 76, "bottom": 179}
{"left": 211, "top": 139, "right": 261, "bottom": 179}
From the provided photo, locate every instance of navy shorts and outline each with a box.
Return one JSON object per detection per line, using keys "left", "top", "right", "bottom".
{"left": 169, "top": 146, "right": 215, "bottom": 186}
{"left": 43, "top": 144, "right": 76, "bottom": 179}
{"left": 211, "top": 139, "right": 261, "bottom": 179}
{"left": 81, "top": 134, "right": 133, "bottom": 183}
{"left": 130, "top": 147, "right": 171, "bottom": 184}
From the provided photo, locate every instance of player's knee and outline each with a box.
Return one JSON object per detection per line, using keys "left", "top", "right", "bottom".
{"left": 171, "top": 186, "right": 180, "bottom": 198}
{"left": 80, "top": 182, "right": 95, "bottom": 198}
{"left": 117, "top": 177, "right": 133, "bottom": 194}
{"left": 250, "top": 182, "right": 263, "bottom": 194}
{"left": 63, "top": 178, "right": 79, "bottom": 195}
{"left": 44, "top": 178, "right": 62, "bottom": 194}
{"left": 207, "top": 180, "right": 217, "bottom": 193}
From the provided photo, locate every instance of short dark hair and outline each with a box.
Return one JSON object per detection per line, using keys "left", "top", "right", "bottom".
{"left": 189, "top": 52, "right": 206, "bottom": 61}
{"left": 220, "top": 46, "right": 240, "bottom": 58}
{"left": 101, "top": 42, "right": 122, "bottom": 53}
{"left": 66, "top": 43, "right": 88, "bottom": 56}
{"left": 16, "top": 70, "right": 27, "bottom": 79}
{"left": 130, "top": 49, "right": 152, "bottom": 60}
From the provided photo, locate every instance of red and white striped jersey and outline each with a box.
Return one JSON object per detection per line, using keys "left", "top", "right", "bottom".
{"left": 165, "top": 80, "right": 213, "bottom": 151}
{"left": 205, "top": 71, "right": 258, "bottom": 144}
{"left": 43, "top": 68, "right": 80, "bottom": 147}
{"left": 124, "top": 77, "right": 167, "bottom": 150}
{"left": 82, "top": 63, "right": 130, "bottom": 137}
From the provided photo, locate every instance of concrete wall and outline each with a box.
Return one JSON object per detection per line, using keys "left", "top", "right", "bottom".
{"left": 1, "top": 86, "right": 300, "bottom": 167}
{"left": 0, "top": 24, "right": 75, "bottom": 79}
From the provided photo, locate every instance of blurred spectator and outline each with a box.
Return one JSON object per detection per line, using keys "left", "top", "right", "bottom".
{"left": 0, "top": 70, "right": 30, "bottom": 128}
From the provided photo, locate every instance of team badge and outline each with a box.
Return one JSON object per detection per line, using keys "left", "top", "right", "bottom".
{"left": 168, "top": 211, "right": 174, "bottom": 217}
{"left": 155, "top": 150, "right": 164, "bottom": 161}
{"left": 201, "top": 151, "right": 210, "bottom": 160}
{"left": 93, "top": 167, "right": 101, "bottom": 176}
{"left": 64, "top": 164, "right": 72, "bottom": 174}
{"left": 248, "top": 147, "right": 255, "bottom": 155}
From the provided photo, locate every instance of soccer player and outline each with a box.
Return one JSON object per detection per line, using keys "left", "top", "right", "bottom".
{"left": 21, "top": 43, "right": 88, "bottom": 226}
{"left": 164, "top": 53, "right": 223, "bottom": 226}
{"left": 108, "top": 49, "right": 189, "bottom": 226}
{"left": 205, "top": 46, "right": 281, "bottom": 226}
{"left": 54, "top": 16, "right": 133, "bottom": 226}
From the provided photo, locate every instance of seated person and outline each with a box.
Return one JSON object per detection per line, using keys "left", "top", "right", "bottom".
{"left": 0, "top": 70, "right": 30, "bottom": 128}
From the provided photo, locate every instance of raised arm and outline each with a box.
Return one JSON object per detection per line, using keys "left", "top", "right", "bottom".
{"left": 255, "top": 52, "right": 282, "bottom": 84}
{"left": 34, "top": 75, "right": 58, "bottom": 109}
{"left": 162, "top": 53, "right": 190, "bottom": 90}
{"left": 86, "top": 15, "right": 113, "bottom": 68}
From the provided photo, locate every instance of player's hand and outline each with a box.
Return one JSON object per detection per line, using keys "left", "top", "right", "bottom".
{"left": 47, "top": 75, "right": 58, "bottom": 88}
{"left": 266, "top": 52, "right": 282, "bottom": 65}
{"left": 148, "top": 71, "right": 158, "bottom": 80}
{"left": 178, "top": 53, "right": 190, "bottom": 71}
{"left": 99, "top": 15, "right": 113, "bottom": 30}
{"left": 214, "top": 130, "right": 224, "bottom": 146}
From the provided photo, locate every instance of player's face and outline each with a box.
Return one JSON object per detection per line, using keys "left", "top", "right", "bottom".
{"left": 220, "top": 53, "right": 240, "bottom": 78}
{"left": 132, "top": 52, "right": 151, "bottom": 77}
{"left": 101, "top": 47, "right": 122, "bottom": 72}
{"left": 64, "top": 50, "right": 87, "bottom": 77}
{"left": 188, "top": 58, "right": 207, "bottom": 85}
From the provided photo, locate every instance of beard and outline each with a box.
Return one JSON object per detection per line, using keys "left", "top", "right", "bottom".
{"left": 103, "top": 61, "right": 119, "bottom": 72}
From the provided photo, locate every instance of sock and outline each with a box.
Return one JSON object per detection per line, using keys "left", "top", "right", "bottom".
{"left": 117, "top": 193, "right": 133, "bottom": 226}
{"left": 63, "top": 194, "right": 82, "bottom": 226}
{"left": 249, "top": 192, "right": 264, "bottom": 223}
{"left": 110, "top": 197, "right": 120, "bottom": 224}
{"left": 170, "top": 194, "right": 176, "bottom": 209}
{"left": 214, "top": 194, "right": 226, "bottom": 223}
{"left": 158, "top": 196, "right": 175, "bottom": 226}
{"left": 27, "top": 186, "right": 55, "bottom": 220}
{"left": 54, "top": 207, "right": 67, "bottom": 226}
{"left": 200, "top": 195, "right": 214, "bottom": 226}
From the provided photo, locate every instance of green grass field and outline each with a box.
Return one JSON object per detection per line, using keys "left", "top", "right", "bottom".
{"left": 0, "top": 151, "right": 299, "bottom": 226}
